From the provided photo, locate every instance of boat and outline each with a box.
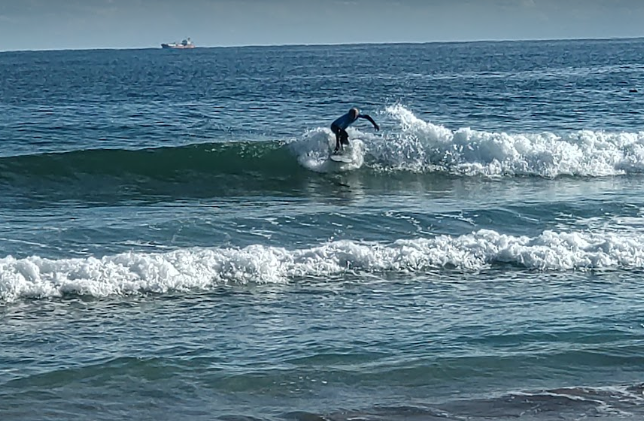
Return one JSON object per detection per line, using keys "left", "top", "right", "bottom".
{"left": 161, "top": 38, "right": 195, "bottom": 49}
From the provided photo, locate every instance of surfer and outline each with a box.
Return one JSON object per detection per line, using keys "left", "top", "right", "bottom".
{"left": 331, "top": 107, "right": 379, "bottom": 152}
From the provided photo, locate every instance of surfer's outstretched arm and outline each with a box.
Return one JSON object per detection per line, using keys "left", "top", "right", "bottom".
{"left": 360, "top": 114, "right": 380, "bottom": 131}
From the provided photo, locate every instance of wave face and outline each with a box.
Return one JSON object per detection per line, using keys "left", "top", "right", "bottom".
{"left": 0, "top": 141, "right": 302, "bottom": 181}
{"left": 2, "top": 229, "right": 642, "bottom": 302}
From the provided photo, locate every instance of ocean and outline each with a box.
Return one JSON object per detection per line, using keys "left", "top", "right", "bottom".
{"left": 1, "top": 38, "right": 644, "bottom": 420}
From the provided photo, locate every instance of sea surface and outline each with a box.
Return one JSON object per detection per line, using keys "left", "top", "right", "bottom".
{"left": 2, "top": 39, "right": 644, "bottom": 420}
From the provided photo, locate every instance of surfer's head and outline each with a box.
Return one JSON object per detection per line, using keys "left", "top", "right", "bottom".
{"left": 349, "top": 107, "right": 360, "bottom": 118}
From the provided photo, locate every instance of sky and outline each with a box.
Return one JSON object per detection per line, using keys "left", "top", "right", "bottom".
{"left": 1, "top": 0, "right": 644, "bottom": 51}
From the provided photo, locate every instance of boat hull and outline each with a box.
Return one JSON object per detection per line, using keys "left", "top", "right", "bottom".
{"left": 161, "top": 44, "right": 195, "bottom": 49}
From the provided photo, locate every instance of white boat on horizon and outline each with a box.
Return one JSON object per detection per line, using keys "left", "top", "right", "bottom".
{"left": 161, "top": 38, "right": 195, "bottom": 49}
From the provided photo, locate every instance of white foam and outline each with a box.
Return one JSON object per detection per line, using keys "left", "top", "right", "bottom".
{"left": 2, "top": 229, "right": 644, "bottom": 301}
{"left": 363, "top": 105, "right": 644, "bottom": 177}
{"left": 289, "top": 128, "right": 364, "bottom": 173}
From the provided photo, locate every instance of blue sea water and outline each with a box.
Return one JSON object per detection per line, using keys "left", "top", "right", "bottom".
{"left": 2, "top": 38, "right": 644, "bottom": 420}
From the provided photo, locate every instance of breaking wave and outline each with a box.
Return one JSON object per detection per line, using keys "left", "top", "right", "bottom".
{"left": 367, "top": 105, "right": 644, "bottom": 177}
{"left": 2, "top": 229, "right": 643, "bottom": 301}
{"left": 1, "top": 105, "right": 644, "bottom": 187}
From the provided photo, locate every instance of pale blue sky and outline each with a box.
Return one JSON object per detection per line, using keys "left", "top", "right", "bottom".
{"left": 1, "top": 0, "right": 643, "bottom": 51}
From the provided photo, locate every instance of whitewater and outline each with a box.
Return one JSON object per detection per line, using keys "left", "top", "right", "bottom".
{"left": 3, "top": 228, "right": 644, "bottom": 302}
{"left": 290, "top": 105, "right": 644, "bottom": 177}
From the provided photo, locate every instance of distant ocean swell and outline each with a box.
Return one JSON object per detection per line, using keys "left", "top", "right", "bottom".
{"left": 2, "top": 106, "right": 644, "bottom": 183}
{"left": 2, "top": 229, "right": 643, "bottom": 301}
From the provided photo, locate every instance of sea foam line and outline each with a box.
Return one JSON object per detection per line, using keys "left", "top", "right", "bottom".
{"left": 1, "top": 229, "right": 643, "bottom": 301}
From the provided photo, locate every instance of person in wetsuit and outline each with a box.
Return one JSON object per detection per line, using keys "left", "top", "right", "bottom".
{"left": 330, "top": 107, "right": 380, "bottom": 152}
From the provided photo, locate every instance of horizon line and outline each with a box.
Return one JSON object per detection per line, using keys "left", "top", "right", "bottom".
{"left": 1, "top": 35, "right": 643, "bottom": 53}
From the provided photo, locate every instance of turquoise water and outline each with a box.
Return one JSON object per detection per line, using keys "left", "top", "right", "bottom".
{"left": 2, "top": 39, "right": 644, "bottom": 420}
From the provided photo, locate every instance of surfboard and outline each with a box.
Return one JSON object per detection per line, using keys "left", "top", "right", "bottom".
{"left": 329, "top": 152, "right": 353, "bottom": 163}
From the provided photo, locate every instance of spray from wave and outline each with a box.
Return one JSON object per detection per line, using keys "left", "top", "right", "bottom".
{"left": 288, "top": 128, "right": 365, "bottom": 173}
{"left": 361, "top": 105, "right": 644, "bottom": 177}
{"left": 2, "top": 229, "right": 643, "bottom": 301}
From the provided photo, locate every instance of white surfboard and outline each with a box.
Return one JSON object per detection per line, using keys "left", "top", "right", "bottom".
{"left": 329, "top": 152, "right": 354, "bottom": 163}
